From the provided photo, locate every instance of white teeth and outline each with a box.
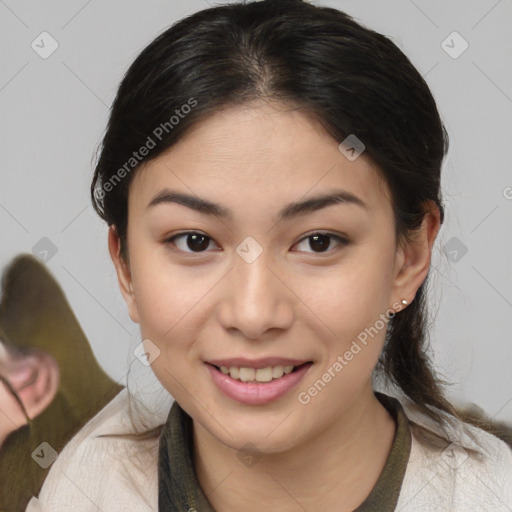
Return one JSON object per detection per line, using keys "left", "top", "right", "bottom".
{"left": 217, "top": 364, "right": 303, "bottom": 382}
{"left": 239, "top": 367, "right": 255, "bottom": 382}
{"left": 272, "top": 365, "right": 283, "bottom": 378}
{"left": 255, "top": 367, "right": 273, "bottom": 382}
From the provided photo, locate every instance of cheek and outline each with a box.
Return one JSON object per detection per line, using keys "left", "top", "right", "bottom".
{"left": 132, "top": 269, "right": 196, "bottom": 343}
{"left": 295, "top": 269, "right": 394, "bottom": 415}
{"left": 128, "top": 245, "right": 216, "bottom": 374}
{"left": 130, "top": 262, "right": 204, "bottom": 400}
{"left": 130, "top": 243, "right": 192, "bottom": 333}
{"left": 308, "top": 248, "right": 395, "bottom": 330}
{"left": 302, "top": 241, "right": 396, "bottom": 375}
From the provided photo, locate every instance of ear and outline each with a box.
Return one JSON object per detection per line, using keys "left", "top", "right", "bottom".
{"left": 391, "top": 200, "right": 441, "bottom": 307}
{"left": 108, "top": 226, "right": 139, "bottom": 324}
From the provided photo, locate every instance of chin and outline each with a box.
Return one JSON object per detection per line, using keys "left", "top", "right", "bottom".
{"left": 200, "top": 405, "right": 309, "bottom": 454}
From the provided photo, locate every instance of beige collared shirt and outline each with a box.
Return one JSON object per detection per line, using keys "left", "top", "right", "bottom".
{"left": 25, "top": 388, "right": 512, "bottom": 511}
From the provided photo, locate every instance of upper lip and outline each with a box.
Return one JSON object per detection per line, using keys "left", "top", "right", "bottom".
{"left": 206, "top": 357, "right": 312, "bottom": 369}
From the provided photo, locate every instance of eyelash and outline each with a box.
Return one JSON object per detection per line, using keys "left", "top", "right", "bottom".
{"left": 163, "top": 230, "right": 349, "bottom": 256}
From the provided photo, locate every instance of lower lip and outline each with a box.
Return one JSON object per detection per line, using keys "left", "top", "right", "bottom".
{"left": 206, "top": 362, "right": 312, "bottom": 405}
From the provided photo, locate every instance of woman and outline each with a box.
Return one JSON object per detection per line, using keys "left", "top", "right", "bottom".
{"left": 26, "top": 0, "right": 512, "bottom": 510}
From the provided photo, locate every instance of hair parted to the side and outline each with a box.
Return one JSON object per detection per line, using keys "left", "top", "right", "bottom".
{"left": 90, "top": 0, "right": 512, "bottom": 447}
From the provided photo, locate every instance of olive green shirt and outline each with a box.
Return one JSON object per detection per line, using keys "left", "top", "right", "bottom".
{"left": 158, "top": 392, "right": 412, "bottom": 511}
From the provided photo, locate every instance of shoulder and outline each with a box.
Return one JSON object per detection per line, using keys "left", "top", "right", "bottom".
{"left": 25, "top": 388, "right": 173, "bottom": 512}
{"left": 395, "top": 393, "right": 512, "bottom": 510}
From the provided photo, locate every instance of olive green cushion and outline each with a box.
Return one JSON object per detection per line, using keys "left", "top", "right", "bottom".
{"left": 0, "top": 254, "right": 123, "bottom": 512}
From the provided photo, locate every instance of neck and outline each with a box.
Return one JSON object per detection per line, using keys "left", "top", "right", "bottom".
{"left": 193, "top": 382, "right": 396, "bottom": 512}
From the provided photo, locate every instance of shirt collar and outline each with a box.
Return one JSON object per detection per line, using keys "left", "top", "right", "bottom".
{"left": 158, "top": 391, "right": 411, "bottom": 511}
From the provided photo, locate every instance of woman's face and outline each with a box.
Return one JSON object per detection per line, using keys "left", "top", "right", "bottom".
{"left": 111, "top": 101, "right": 434, "bottom": 453}
{"left": 0, "top": 341, "right": 60, "bottom": 445}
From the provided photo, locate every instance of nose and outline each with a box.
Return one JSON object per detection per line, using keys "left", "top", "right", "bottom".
{"left": 217, "top": 250, "right": 294, "bottom": 340}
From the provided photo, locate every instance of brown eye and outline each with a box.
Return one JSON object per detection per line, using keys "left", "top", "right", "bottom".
{"left": 165, "top": 232, "right": 217, "bottom": 253}
{"left": 294, "top": 232, "right": 349, "bottom": 254}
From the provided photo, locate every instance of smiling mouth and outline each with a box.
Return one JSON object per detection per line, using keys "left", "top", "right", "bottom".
{"left": 208, "top": 362, "right": 313, "bottom": 383}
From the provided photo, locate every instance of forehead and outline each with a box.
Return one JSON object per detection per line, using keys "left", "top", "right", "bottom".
{"left": 130, "top": 101, "right": 392, "bottom": 217}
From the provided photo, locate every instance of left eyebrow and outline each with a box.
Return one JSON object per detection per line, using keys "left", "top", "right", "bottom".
{"left": 146, "top": 188, "right": 369, "bottom": 222}
{"left": 278, "top": 189, "right": 369, "bottom": 220}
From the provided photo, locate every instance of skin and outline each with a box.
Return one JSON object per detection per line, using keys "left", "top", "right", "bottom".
{"left": 109, "top": 100, "right": 441, "bottom": 511}
{"left": 0, "top": 343, "right": 60, "bottom": 446}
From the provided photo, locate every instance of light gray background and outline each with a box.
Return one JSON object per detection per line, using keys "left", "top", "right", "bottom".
{"left": 1, "top": 0, "right": 511, "bottom": 420}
